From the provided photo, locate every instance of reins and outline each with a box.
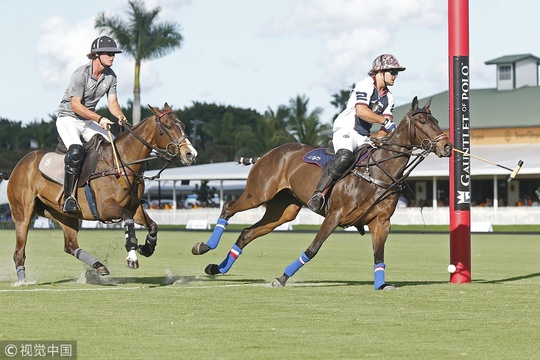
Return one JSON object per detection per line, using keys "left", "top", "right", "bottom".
{"left": 92, "top": 109, "right": 189, "bottom": 182}
{"left": 349, "top": 108, "right": 448, "bottom": 226}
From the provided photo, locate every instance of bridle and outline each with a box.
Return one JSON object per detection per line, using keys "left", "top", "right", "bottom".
{"left": 367, "top": 107, "right": 449, "bottom": 171}
{"left": 88, "top": 107, "right": 195, "bottom": 189}
{"left": 122, "top": 109, "right": 190, "bottom": 162}
{"left": 408, "top": 107, "right": 449, "bottom": 153}
{"left": 112, "top": 109, "right": 193, "bottom": 181}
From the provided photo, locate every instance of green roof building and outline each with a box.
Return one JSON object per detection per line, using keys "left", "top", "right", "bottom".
{"left": 391, "top": 54, "right": 540, "bottom": 211}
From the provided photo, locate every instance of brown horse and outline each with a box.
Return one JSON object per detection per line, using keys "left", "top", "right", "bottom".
{"left": 192, "top": 97, "right": 452, "bottom": 290}
{"left": 7, "top": 103, "right": 197, "bottom": 285}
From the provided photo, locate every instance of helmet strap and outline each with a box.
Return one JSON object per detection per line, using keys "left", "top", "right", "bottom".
{"left": 379, "top": 71, "right": 390, "bottom": 88}
{"left": 96, "top": 54, "right": 112, "bottom": 68}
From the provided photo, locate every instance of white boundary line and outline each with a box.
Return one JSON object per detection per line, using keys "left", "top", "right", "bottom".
{"left": 0, "top": 281, "right": 344, "bottom": 292}
{"left": 0, "top": 286, "right": 142, "bottom": 293}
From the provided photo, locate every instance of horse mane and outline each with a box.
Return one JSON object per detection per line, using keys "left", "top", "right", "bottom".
{"left": 115, "top": 114, "right": 153, "bottom": 141}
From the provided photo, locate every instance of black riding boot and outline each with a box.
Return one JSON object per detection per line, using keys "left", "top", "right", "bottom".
{"left": 63, "top": 144, "right": 85, "bottom": 213}
{"left": 307, "top": 148, "right": 354, "bottom": 212}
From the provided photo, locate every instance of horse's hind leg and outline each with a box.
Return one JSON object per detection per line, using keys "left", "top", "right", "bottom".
{"left": 57, "top": 215, "right": 110, "bottom": 276}
{"left": 12, "top": 213, "right": 34, "bottom": 285}
{"left": 205, "top": 191, "right": 302, "bottom": 275}
{"left": 272, "top": 213, "right": 340, "bottom": 288}
{"left": 192, "top": 163, "right": 288, "bottom": 256}
{"left": 10, "top": 186, "right": 40, "bottom": 284}
{"left": 192, "top": 198, "right": 251, "bottom": 255}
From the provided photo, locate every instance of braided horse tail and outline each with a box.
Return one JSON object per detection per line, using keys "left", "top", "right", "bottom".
{"left": 236, "top": 156, "right": 261, "bottom": 166}
{"left": 0, "top": 169, "right": 11, "bottom": 180}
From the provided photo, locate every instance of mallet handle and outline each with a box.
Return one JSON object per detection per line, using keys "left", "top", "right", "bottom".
{"left": 108, "top": 130, "right": 129, "bottom": 191}
{"left": 452, "top": 148, "right": 513, "bottom": 172}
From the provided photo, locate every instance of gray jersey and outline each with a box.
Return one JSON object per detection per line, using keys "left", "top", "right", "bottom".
{"left": 57, "top": 63, "right": 118, "bottom": 119}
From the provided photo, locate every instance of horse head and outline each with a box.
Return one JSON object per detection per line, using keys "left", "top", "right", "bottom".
{"left": 147, "top": 103, "right": 198, "bottom": 165}
{"left": 396, "top": 96, "right": 453, "bottom": 157}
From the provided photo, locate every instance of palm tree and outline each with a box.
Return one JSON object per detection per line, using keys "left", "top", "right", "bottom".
{"left": 236, "top": 105, "right": 294, "bottom": 156}
{"left": 286, "top": 95, "right": 330, "bottom": 147}
{"left": 330, "top": 87, "right": 352, "bottom": 120}
{"left": 202, "top": 112, "right": 242, "bottom": 163}
{"left": 95, "top": 0, "right": 183, "bottom": 124}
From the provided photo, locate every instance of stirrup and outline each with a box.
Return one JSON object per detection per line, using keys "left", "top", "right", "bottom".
{"left": 63, "top": 196, "right": 79, "bottom": 213}
{"left": 307, "top": 192, "right": 325, "bottom": 212}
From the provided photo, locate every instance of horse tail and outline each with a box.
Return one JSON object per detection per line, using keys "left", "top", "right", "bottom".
{"left": 0, "top": 170, "right": 11, "bottom": 180}
{"left": 236, "top": 156, "right": 260, "bottom": 166}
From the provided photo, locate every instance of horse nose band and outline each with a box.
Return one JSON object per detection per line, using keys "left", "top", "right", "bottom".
{"left": 410, "top": 112, "right": 450, "bottom": 154}
{"left": 155, "top": 110, "right": 190, "bottom": 159}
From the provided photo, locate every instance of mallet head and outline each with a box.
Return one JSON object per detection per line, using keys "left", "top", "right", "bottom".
{"left": 507, "top": 160, "right": 524, "bottom": 183}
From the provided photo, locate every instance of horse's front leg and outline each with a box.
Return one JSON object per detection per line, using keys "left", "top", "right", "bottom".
{"left": 123, "top": 218, "right": 140, "bottom": 269}
{"left": 369, "top": 219, "right": 395, "bottom": 290}
{"left": 272, "top": 216, "right": 338, "bottom": 288}
{"left": 134, "top": 206, "right": 158, "bottom": 258}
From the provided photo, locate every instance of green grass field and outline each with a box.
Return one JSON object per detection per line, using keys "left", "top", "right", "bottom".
{"left": 0, "top": 229, "right": 539, "bottom": 359}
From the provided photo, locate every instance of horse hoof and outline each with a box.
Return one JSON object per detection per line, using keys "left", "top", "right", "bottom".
{"left": 95, "top": 266, "right": 110, "bottom": 276}
{"left": 93, "top": 262, "right": 110, "bottom": 276}
{"left": 126, "top": 259, "right": 140, "bottom": 269}
{"left": 192, "top": 242, "right": 211, "bottom": 255}
{"left": 204, "top": 264, "right": 220, "bottom": 275}
{"left": 13, "top": 280, "right": 28, "bottom": 287}
{"left": 378, "top": 283, "right": 397, "bottom": 290}
{"left": 271, "top": 278, "right": 285, "bottom": 288}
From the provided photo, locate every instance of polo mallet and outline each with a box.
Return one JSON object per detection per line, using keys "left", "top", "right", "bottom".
{"left": 452, "top": 148, "right": 523, "bottom": 183}
{"left": 108, "top": 130, "right": 129, "bottom": 191}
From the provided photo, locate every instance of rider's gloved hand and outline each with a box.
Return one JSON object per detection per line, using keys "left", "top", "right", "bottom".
{"left": 98, "top": 117, "right": 114, "bottom": 130}
{"left": 382, "top": 118, "right": 396, "bottom": 132}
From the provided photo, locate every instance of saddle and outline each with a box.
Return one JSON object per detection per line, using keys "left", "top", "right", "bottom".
{"left": 303, "top": 143, "right": 374, "bottom": 170}
{"left": 38, "top": 134, "right": 105, "bottom": 187}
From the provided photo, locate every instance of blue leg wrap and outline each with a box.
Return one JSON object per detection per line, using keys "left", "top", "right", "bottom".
{"left": 206, "top": 218, "right": 228, "bottom": 249}
{"left": 217, "top": 244, "right": 242, "bottom": 274}
{"left": 284, "top": 252, "right": 310, "bottom": 277}
{"left": 374, "top": 263, "right": 386, "bottom": 290}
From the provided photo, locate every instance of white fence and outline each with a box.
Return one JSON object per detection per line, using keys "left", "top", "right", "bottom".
{"left": 145, "top": 206, "right": 540, "bottom": 227}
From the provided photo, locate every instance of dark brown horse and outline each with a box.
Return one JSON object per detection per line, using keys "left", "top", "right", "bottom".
{"left": 192, "top": 97, "right": 452, "bottom": 290}
{"left": 7, "top": 103, "right": 197, "bottom": 285}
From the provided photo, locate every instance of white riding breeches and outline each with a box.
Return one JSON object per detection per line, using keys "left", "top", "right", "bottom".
{"left": 332, "top": 128, "right": 371, "bottom": 153}
{"left": 56, "top": 116, "right": 113, "bottom": 148}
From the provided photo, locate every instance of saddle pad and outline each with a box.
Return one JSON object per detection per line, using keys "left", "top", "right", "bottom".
{"left": 303, "top": 147, "right": 374, "bottom": 168}
{"left": 38, "top": 150, "right": 99, "bottom": 187}
{"left": 39, "top": 153, "right": 65, "bottom": 185}
{"left": 303, "top": 148, "right": 334, "bottom": 169}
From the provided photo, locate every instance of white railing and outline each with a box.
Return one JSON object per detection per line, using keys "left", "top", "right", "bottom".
{"left": 145, "top": 206, "right": 540, "bottom": 226}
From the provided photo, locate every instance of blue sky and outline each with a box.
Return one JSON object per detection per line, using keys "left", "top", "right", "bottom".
{"left": 2, "top": 0, "right": 538, "bottom": 125}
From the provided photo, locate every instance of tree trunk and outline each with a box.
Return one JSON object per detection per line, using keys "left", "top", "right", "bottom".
{"left": 133, "top": 61, "right": 142, "bottom": 125}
